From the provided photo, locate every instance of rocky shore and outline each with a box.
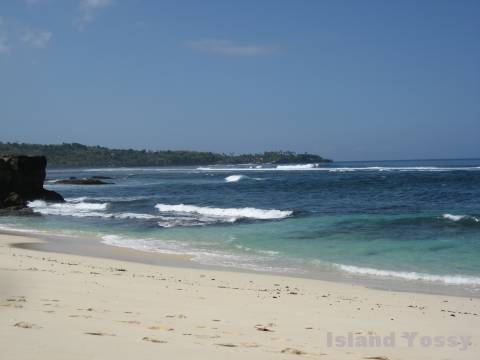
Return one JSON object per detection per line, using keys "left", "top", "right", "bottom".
{"left": 54, "top": 177, "right": 113, "bottom": 185}
{"left": 0, "top": 156, "right": 64, "bottom": 211}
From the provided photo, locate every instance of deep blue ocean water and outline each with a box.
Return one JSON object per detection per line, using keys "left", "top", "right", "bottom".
{"left": 1, "top": 159, "right": 480, "bottom": 294}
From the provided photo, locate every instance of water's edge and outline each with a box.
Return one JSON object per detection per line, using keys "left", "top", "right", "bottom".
{"left": 3, "top": 229, "right": 478, "bottom": 299}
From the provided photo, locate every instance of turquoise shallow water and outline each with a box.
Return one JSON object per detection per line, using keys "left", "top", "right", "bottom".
{"left": 1, "top": 159, "right": 480, "bottom": 294}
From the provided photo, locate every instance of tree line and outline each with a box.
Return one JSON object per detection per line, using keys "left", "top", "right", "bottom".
{"left": 0, "top": 142, "right": 332, "bottom": 168}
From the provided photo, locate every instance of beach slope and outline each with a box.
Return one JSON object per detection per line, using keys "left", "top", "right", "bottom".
{"left": 1, "top": 232, "right": 479, "bottom": 360}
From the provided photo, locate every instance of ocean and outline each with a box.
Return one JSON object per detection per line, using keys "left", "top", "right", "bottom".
{"left": 2, "top": 159, "right": 480, "bottom": 296}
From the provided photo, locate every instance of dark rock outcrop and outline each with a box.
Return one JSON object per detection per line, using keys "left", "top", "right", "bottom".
{"left": 54, "top": 177, "right": 113, "bottom": 185}
{"left": 0, "top": 156, "right": 64, "bottom": 211}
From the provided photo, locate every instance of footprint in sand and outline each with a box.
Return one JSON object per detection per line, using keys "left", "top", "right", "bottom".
{"left": 77, "top": 307, "right": 94, "bottom": 312}
{"left": 195, "top": 334, "right": 220, "bottom": 339}
{"left": 14, "top": 321, "right": 41, "bottom": 329}
{"left": 281, "top": 348, "right": 306, "bottom": 355}
{"left": 148, "top": 325, "right": 175, "bottom": 331}
{"left": 7, "top": 296, "right": 27, "bottom": 303}
{"left": 215, "top": 343, "right": 237, "bottom": 347}
{"left": 255, "top": 324, "right": 275, "bottom": 332}
{"left": 2, "top": 302, "right": 23, "bottom": 308}
{"left": 117, "top": 320, "right": 141, "bottom": 325}
{"left": 2, "top": 296, "right": 26, "bottom": 308}
{"left": 165, "top": 314, "right": 187, "bottom": 319}
{"left": 142, "top": 336, "right": 167, "bottom": 344}
{"left": 69, "top": 314, "right": 92, "bottom": 319}
{"left": 84, "top": 332, "right": 115, "bottom": 336}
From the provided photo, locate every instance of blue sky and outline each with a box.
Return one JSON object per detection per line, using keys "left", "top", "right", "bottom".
{"left": 0, "top": 0, "right": 479, "bottom": 160}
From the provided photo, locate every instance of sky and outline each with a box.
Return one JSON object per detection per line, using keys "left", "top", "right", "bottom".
{"left": 0, "top": 0, "right": 479, "bottom": 161}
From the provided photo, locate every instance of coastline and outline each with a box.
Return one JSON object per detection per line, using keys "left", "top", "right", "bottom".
{"left": 3, "top": 227, "right": 479, "bottom": 299}
{"left": 1, "top": 231, "right": 479, "bottom": 359}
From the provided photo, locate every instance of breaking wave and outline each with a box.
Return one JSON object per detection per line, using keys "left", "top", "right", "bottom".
{"left": 155, "top": 203, "right": 292, "bottom": 220}
{"left": 114, "top": 213, "right": 157, "bottom": 220}
{"left": 442, "top": 213, "right": 479, "bottom": 224}
{"left": 28, "top": 200, "right": 108, "bottom": 218}
{"left": 224, "top": 174, "right": 262, "bottom": 182}
{"left": 275, "top": 164, "right": 317, "bottom": 170}
{"left": 225, "top": 175, "right": 247, "bottom": 182}
{"left": 337, "top": 264, "right": 480, "bottom": 286}
{"left": 27, "top": 200, "right": 156, "bottom": 220}
{"left": 66, "top": 196, "right": 149, "bottom": 203}
{"left": 26, "top": 199, "right": 291, "bottom": 228}
{"left": 197, "top": 165, "right": 480, "bottom": 172}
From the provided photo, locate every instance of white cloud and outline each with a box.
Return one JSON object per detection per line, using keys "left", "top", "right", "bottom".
{"left": 74, "top": 0, "right": 113, "bottom": 30}
{"left": 0, "top": 17, "right": 9, "bottom": 55}
{"left": 22, "top": 29, "right": 52, "bottom": 49}
{"left": 188, "top": 39, "right": 274, "bottom": 56}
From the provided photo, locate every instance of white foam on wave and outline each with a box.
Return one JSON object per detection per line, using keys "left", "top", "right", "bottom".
{"left": 442, "top": 213, "right": 479, "bottom": 223}
{"left": 101, "top": 234, "right": 300, "bottom": 273}
{"left": 28, "top": 200, "right": 157, "bottom": 220}
{"left": 0, "top": 224, "right": 47, "bottom": 235}
{"left": 80, "top": 167, "right": 184, "bottom": 172}
{"left": 101, "top": 235, "right": 188, "bottom": 255}
{"left": 66, "top": 195, "right": 149, "bottom": 203}
{"left": 28, "top": 199, "right": 290, "bottom": 226}
{"left": 225, "top": 175, "right": 246, "bottom": 182}
{"left": 65, "top": 197, "right": 88, "bottom": 203}
{"left": 114, "top": 213, "right": 158, "bottom": 220}
{"left": 28, "top": 200, "right": 108, "bottom": 218}
{"left": 197, "top": 165, "right": 480, "bottom": 172}
{"left": 276, "top": 164, "right": 317, "bottom": 170}
{"left": 337, "top": 264, "right": 480, "bottom": 286}
{"left": 224, "top": 174, "right": 264, "bottom": 182}
{"left": 0, "top": 224, "right": 80, "bottom": 238}
{"left": 443, "top": 214, "right": 466, "bottom": 222}
{"left": 28, "top": 200, "right": 107, "bottom": 211}
{"left": 155, "top": 203, "right": 292, "bottom": 220}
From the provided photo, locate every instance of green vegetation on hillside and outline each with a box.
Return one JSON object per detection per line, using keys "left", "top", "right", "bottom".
{"left": 0, "top": 142, "right": 332, "bottom": 168}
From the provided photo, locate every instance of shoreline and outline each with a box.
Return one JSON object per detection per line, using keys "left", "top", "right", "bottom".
{"left": 2, "top": 227, "right": 479, "bottom": 299}
{"left": 1, "top": 231, "right": 479, "bottom": 359}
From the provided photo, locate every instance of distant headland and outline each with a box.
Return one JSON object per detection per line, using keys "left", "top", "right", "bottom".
{"left": 0, "top": 142, "right": 332, "bottom": 168}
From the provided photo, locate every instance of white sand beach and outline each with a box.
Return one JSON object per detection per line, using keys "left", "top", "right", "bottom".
{"left": 1, "top": 231, "right": 479, "bottom": 360}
